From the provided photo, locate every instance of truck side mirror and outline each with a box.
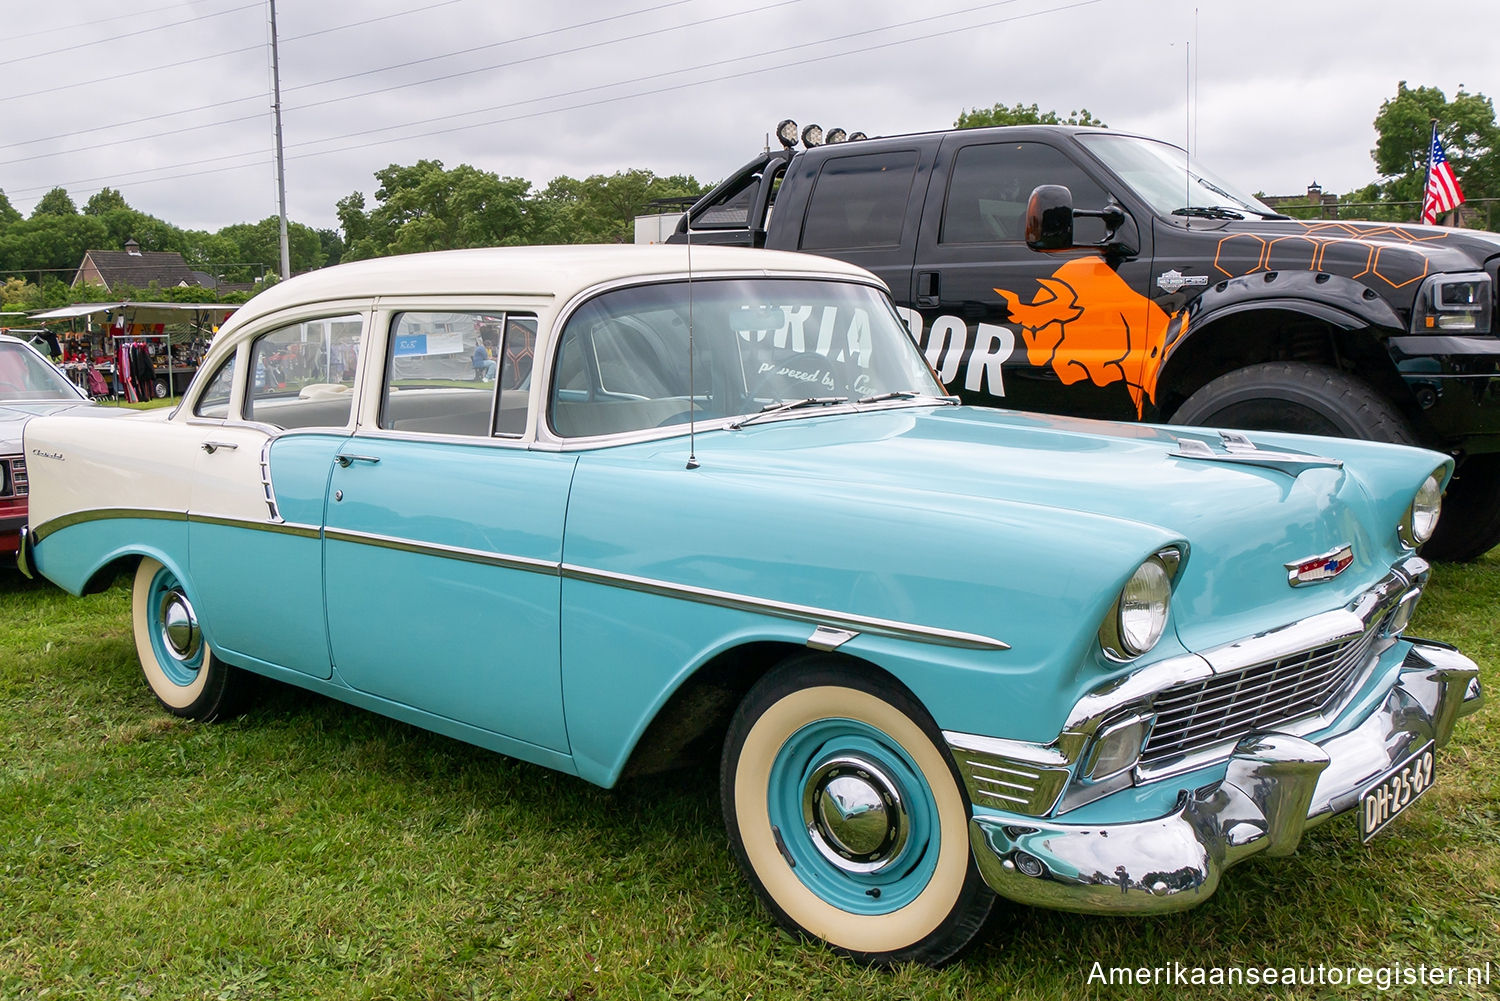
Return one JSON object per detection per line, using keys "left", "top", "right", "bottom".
{"left": 1026, "top": 185, "right": 1075, "bottom": 251}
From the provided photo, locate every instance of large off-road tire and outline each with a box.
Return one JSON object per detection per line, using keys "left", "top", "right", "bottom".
{"left": 1421, "top": 454, "right": 1500, "bottom": 562}
{"left": 131, "top": 557, "right": 248, "bottom": 721}
{"left": 720, "top": 658, "right": 996, "bottom": 966}
{"left": 1169, "top": 361, "right": 1419, "bottom": 444}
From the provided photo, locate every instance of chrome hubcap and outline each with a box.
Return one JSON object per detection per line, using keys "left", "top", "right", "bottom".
{"left": 158, "top": 590, "right": 202, "bottom": 661}
{"left": 802, "top": 756, "right": 908, "bottom": 874}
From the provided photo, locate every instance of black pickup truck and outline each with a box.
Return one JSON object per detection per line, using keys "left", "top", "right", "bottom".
{"left": 670, "top": 124, "right": 1500, "bottom": 560}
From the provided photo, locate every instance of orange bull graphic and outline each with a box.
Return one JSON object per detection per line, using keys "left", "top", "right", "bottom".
{"left": 995, "top": 258, "right": 1186, "bottom": 417}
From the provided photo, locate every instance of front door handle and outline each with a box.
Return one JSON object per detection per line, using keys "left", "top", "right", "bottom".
{"left": 916, "top": 271, "right": 940, "bottom": 308}
{"left": 334, "top": 454, "right": 381, "bottom": 468}
{"left": 202, "top": 441, "right": 239, "bottom": 454}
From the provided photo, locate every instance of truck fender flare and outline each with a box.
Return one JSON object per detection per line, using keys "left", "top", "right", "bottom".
{"left": 1159, "top": 271, "right": 1406, "bottom": 381}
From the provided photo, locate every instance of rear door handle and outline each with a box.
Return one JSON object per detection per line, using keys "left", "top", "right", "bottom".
{"left": 334, "top": 454, "right": 381, "bottom": 467}
{"left": 201, "top": 441, "right": 239, "bottom": 454}
{"left": 916, "top": 271, "right": 940, "bottom": 308}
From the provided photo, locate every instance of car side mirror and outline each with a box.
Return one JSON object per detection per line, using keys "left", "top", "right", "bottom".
{"left": 1026, "top": 185, "right": 1076, "bottom": 251}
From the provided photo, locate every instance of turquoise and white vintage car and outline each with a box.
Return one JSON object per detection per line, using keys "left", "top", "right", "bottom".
{"left": 19, "top": 246, "right": 1484, "bottom": 965}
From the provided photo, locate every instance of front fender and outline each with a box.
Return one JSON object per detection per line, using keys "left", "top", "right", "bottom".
{"left": 1160, "top": 271, "right": 1406, "bottom": 378}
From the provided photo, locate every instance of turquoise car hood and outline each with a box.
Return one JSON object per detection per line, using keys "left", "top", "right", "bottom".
{"left": 583, "top": 405, "right": 1444, "bottom": 657}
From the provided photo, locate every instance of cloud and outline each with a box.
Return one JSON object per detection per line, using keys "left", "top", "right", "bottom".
{"left": 2, "top": 0, "right": 1495, "bottom": 233}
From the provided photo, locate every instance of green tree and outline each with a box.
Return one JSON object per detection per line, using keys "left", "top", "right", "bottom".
{"left": 0, "top": 190, "right": 21, "bottom": 228}
{"left": 83, "top": 188, "right": 130, "bottom": 215}
{"left": 955, "top": 102, "right": 1106, "bottom": 129}
{"left": 533, "top": 170, "right": 703, "bottom": 244}
{"left": 1370, "top": 81, "right": 1498, "bottom": 213}
{"left": 337, "top": 160, "right": 536, "bottom": 260}
{"left": 316, "top": 228, "right": 344, "bottom": 268}
{"left": 207, "top": 218, "right": 322, "bottom": 280}
{"left": 31, "top": 187, "right": 78, "bottom": 217}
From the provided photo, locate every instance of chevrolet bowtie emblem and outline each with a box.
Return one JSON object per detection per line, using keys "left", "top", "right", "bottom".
{"left": 1286, "top": 544, "right": 1355, "bottom": 587}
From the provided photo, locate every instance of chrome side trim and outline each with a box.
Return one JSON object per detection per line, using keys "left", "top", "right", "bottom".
{"left": 807, "top": 625, "right": 858, "bottom": 651}
{"left": 32, "top": 506, "right": 1008, "bottom": 653}
{"left": 323, "top": 527, "right": 561, "bottom": 575}
{"left": 191, "top": 514, "right": 321, "bottom": 539}
{"left": 16, "top": 525, "right": 34, "bottom": 579}
{"left": 561, "top": 564, "right": 1010, "bottom": 651}
{"left": 29, "top": 507, "right": 189, "bottom": 545}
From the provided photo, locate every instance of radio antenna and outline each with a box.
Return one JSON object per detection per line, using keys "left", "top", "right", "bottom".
{"left": 685, "top": 202, "right": 699, "bottom": 470}
{"left": 1183, "top": 38, "right": 1192, "bottom": 229}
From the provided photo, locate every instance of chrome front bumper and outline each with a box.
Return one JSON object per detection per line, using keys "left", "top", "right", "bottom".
{"left": 967, "top": 641, "right": 1482, "bottom": 914}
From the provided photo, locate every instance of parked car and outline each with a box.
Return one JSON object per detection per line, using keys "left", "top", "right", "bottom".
{"left": 19, "top": 246, "right": 1483, "bottom": 965}
{"left": 0, "top": 332, "right": 95, "bottom": 557}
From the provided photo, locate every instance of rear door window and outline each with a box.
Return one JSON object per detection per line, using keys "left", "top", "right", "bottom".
{"left": 800, "top": 150, "right": 920, "bottom": 250}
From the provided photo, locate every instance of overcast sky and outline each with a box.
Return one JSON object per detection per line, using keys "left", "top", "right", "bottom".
{"left": 4, "top": 0, "right": 1496, "bottom": 235}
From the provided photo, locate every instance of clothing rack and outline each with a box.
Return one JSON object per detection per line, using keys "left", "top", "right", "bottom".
{"left": 108, "top": 331, "right": 176, "bottom": 402}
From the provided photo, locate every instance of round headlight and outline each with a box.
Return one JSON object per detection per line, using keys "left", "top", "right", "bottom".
{"left": 1100, "top": 557, "right": 1172, "bottom": 661}
{"left": 801, "top": 123, "right": 824, "bottom": 148}
{"left": 1405, "top": 472, "right": 1443, "bottom": 546}
{"left": 776, "top": 119, "right": 799, "bottom": 149}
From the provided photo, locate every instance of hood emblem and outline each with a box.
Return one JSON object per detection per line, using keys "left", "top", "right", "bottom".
{"left": 1286, "top": 544, "right": 1354, "bottom": 587}
{"left": 1156, "top": 269, "right": 1209, "bottom": 293}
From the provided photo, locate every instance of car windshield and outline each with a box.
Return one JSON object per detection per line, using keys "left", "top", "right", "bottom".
{"left": 1076, "top": 133, "right": 1280, "bottom": 221}
{"left": 549, "top": 278, "right": 944, "bottom": 438}
{"left": 0, "top": 341, "right": 82, "bottom": 401}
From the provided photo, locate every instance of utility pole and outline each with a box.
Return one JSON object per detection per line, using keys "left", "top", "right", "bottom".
{"left": 268, "top": 0, "right": 291, "bottom": 280}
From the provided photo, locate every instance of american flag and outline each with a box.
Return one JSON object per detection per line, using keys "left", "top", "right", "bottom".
{"left": 1421, "top": 123, "right": 1465, "bottom": 225}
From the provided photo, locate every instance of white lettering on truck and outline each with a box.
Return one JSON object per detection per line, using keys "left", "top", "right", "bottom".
{"left": 897, "top": 308, "right": 1013, "bottom": 397}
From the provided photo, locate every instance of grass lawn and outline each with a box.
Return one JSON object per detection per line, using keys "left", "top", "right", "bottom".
{"left": 1, "top": 557, "right": 1495, "bottom": 999}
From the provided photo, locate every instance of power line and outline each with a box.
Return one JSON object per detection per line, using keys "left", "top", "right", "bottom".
{"left": 0, "top": 0, "right": 470, "bottom": 152}
{"left": 0, "top": 2, "right": 261, "bottom": 67}
{"left": 289, "top": 0, "right": 1032, "bottom": 154}
{"left": 2, "top": 0, "right": 472, "bottom": 103}
{"left": 6, "top": 0, "right": 231, "bottom": 43}
{"left": 282, "top": 0, "right": 700, "bottom": 96}
{"left": 5, "top": 42, "right": 262, "bottom": 103}
{"left": 9, "top": 0, "right": 1105, "bottom": 203}
{"left": 0, "top": 0, "right": 693, "bottom": 154}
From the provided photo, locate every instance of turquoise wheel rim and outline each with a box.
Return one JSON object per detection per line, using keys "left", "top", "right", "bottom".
{"left": 145, "top": 566, "right": 205, "bottom": 688}
{"left": 766, "top": 717, "right": 940, "bottom": 915}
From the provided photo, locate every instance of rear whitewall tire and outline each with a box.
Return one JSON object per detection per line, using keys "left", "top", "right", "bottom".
{"left": 131, "top": 557, "right": 246, "bottom": 721}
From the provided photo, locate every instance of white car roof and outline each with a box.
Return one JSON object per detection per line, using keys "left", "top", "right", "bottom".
{"left": 222, "top": 245, "right": 878, "bottom": 334}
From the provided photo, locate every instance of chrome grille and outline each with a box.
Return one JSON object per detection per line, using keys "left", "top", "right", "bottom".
{"left": 945, "top": 737, "right": 1072, "bottom": 817}
{"left": 1141, "top": 617, "right": 1383, "bottom": 765}
{"left": 1, "top": 456, "right": 23, "bottom": 498}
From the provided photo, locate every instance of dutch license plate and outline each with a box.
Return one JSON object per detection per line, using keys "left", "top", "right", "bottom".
{"left": 1359, "top": 741, "right": 1436, "bottom": 842}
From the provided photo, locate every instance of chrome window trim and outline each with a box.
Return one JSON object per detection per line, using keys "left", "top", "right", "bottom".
{"left": 537, "top": 269, "right": 898, "bottom": 450}
{"left": 346, "top": 427, "right": 536, "bottom": 451}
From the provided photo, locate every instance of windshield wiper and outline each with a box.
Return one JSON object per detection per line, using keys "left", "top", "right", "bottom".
{"left": 1171, "top": 205, "right": 1245, "bottom": 220}
{"left": 856, "top": 390, "right": 960, "bottom": 406}
{"left": 729, "top": 396, "right": 849, "bottom": 430}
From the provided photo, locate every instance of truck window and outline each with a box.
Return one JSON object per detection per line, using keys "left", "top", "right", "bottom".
{"left": 940, "top": 142, "right": 1110, "bottom": 245}
{"left": 800, "top": 150, "right": 919, "bottom": 251}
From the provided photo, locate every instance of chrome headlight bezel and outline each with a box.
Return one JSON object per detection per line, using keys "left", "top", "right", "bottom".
{"left": 1399, "top": 471, "right": 1444, "bottom": 548}
{"left": 1410, "top": 271, "right": 1492, "bottom": 335}
{"left": 1099, "top": 548, "right": 1181, "bottom": 662}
